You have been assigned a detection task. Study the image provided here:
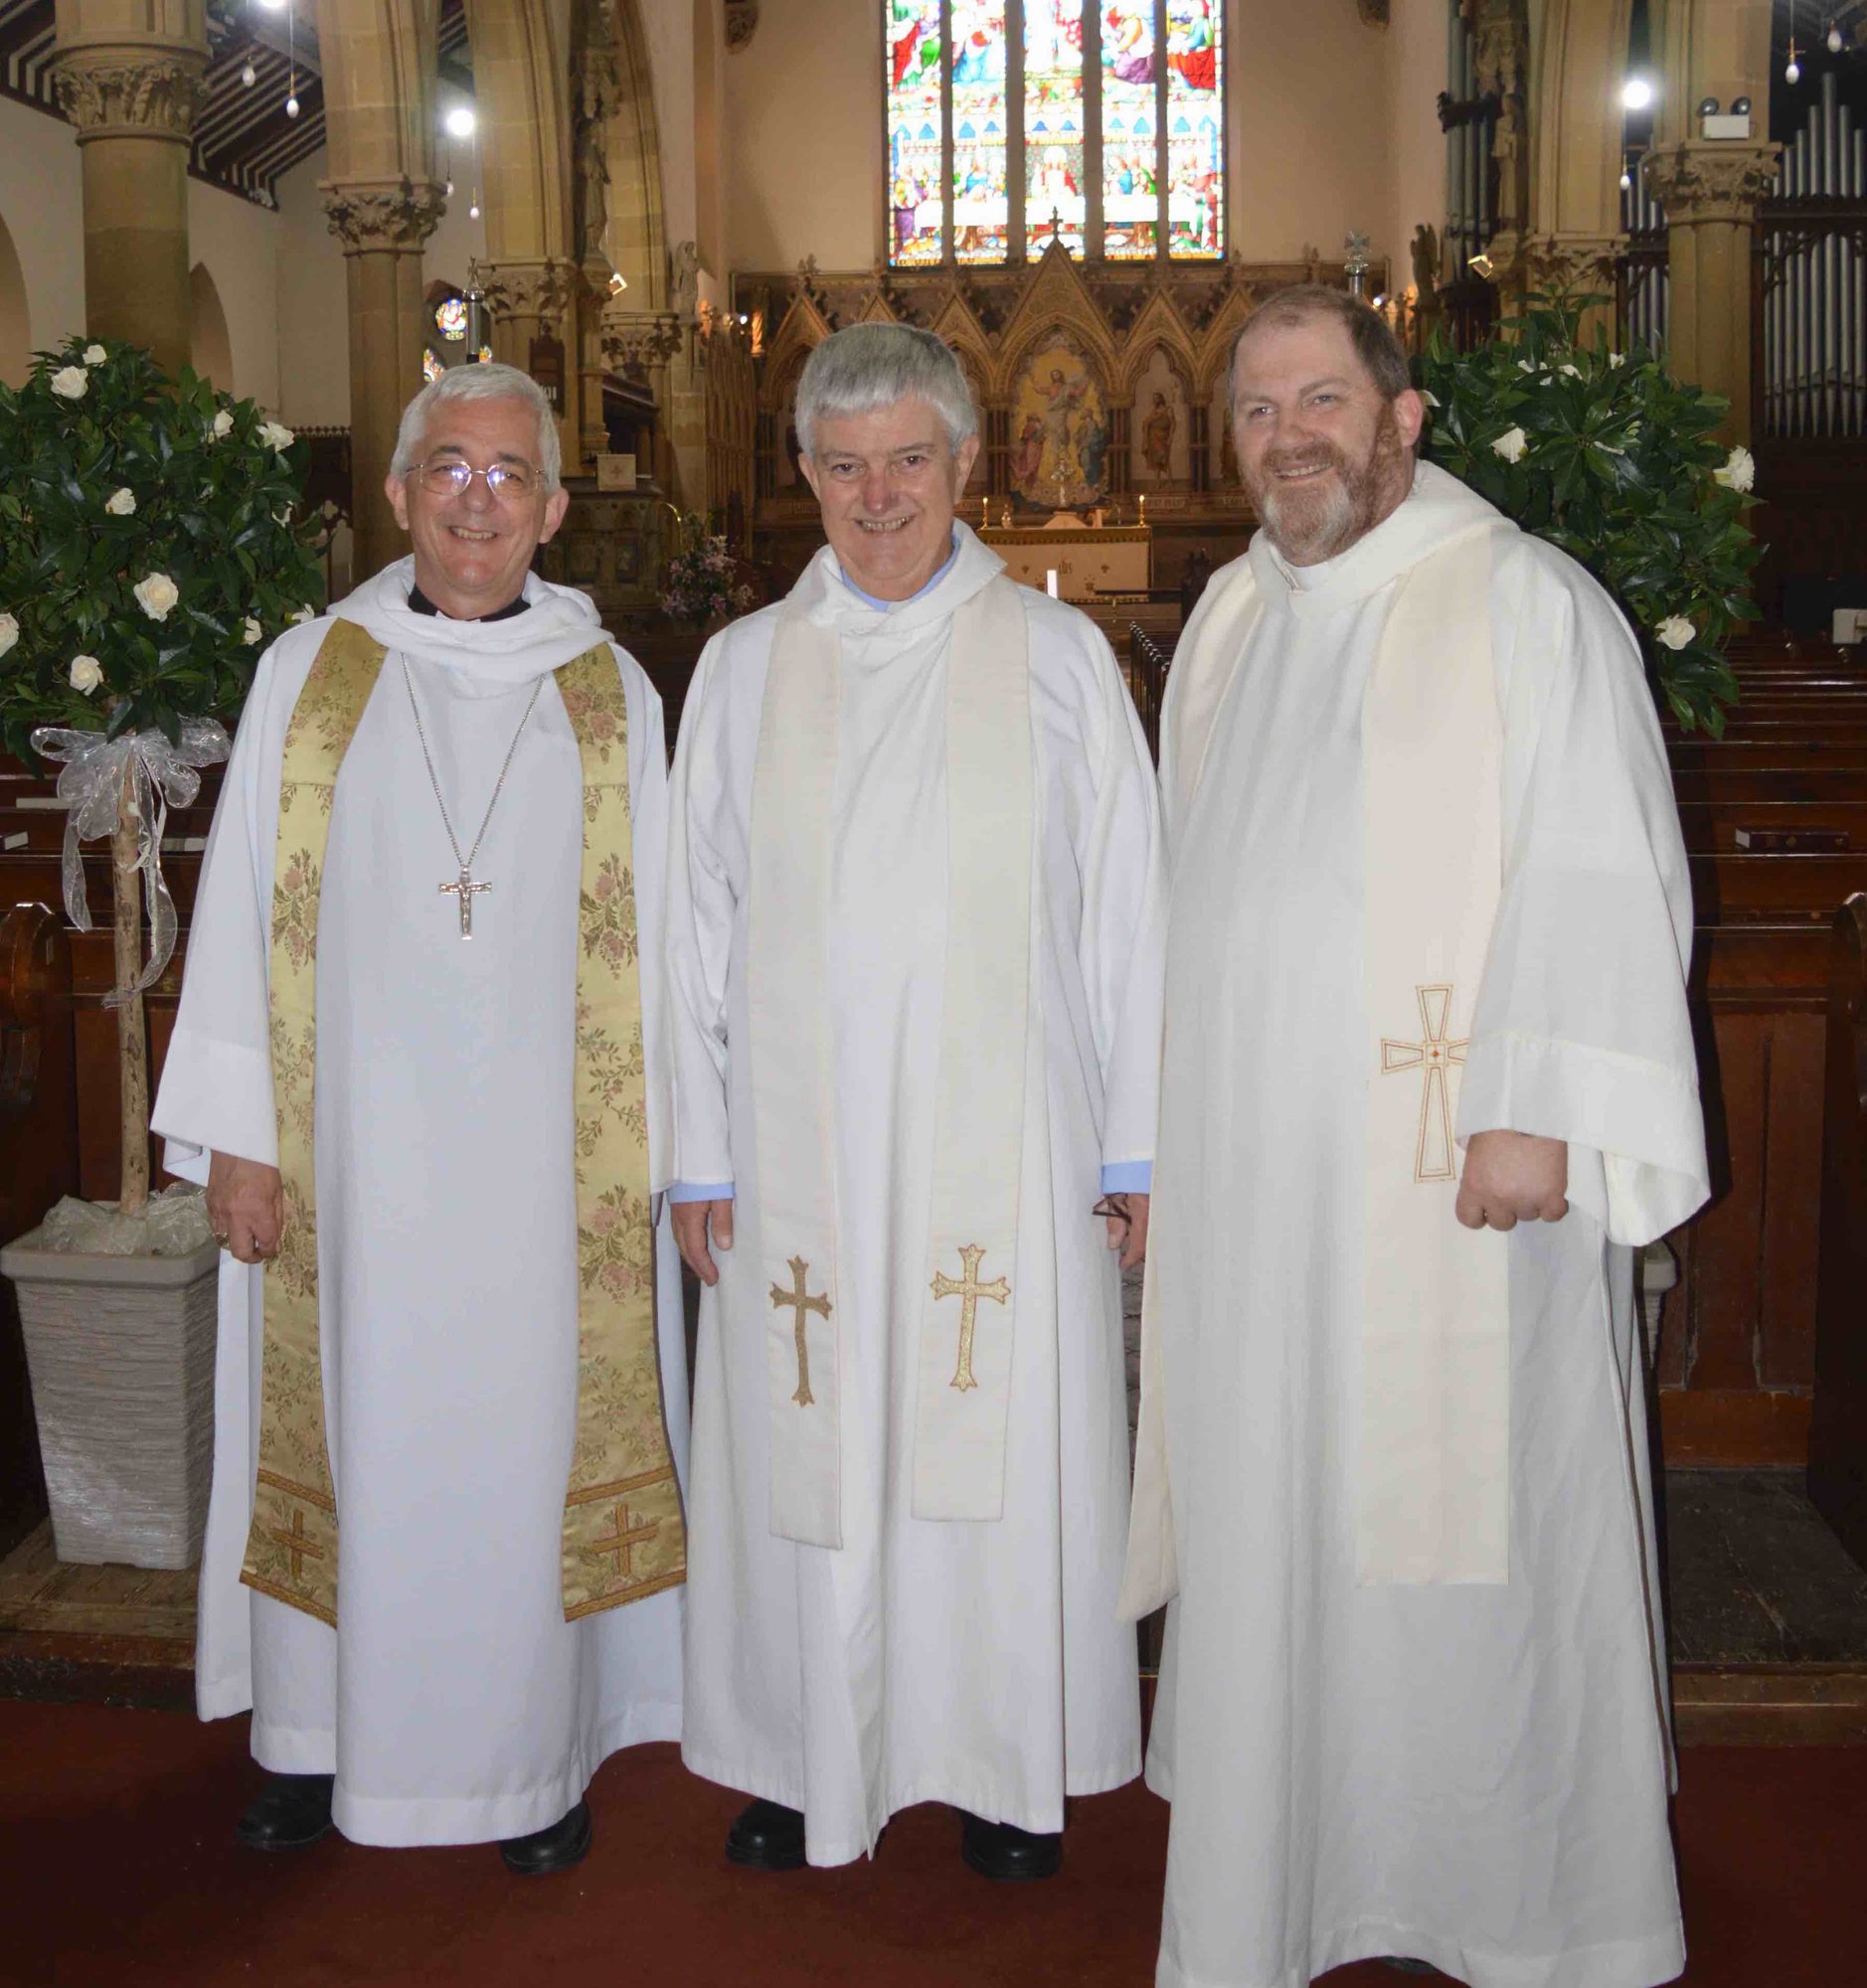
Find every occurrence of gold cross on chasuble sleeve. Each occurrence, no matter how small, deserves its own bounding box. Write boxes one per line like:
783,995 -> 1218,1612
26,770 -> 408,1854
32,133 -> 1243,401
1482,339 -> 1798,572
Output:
245,628 -> 684,1630
930,1243 -> 1011,1392
769,1256 -> 831,1406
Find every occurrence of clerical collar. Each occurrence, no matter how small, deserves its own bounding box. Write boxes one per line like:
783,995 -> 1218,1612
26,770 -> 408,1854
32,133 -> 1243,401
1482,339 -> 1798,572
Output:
407,581 -> 531,623
837,530 -> 959,612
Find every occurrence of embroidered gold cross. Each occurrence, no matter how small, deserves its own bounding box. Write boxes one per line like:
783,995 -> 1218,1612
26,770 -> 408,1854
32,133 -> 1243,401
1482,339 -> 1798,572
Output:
1380,983 -> 1469,1183
769,1255 -> 831,1407
585,1502 -> 659,1579
931,1243 -> 1010,1394
267,1508 -> 325,1583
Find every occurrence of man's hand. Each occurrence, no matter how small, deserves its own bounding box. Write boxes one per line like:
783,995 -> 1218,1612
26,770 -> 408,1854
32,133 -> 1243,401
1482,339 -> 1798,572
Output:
1454,1131 -> 1568,1233
673,1198 -> 736,1286
1103,1192 -> 1150,1272
206,1151 -> 284,1264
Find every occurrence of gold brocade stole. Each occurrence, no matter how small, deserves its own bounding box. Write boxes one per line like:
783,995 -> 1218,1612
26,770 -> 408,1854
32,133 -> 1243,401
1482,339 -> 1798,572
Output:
240,620 -> 686,1628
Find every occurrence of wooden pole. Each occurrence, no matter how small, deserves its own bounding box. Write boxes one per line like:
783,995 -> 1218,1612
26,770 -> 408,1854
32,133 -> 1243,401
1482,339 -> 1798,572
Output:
112,758 -> 150,1217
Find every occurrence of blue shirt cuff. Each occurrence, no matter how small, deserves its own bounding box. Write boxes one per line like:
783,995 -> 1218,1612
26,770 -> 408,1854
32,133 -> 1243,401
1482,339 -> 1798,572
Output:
670,1181 -> 735,1204
1100,1160 -> 1152,1195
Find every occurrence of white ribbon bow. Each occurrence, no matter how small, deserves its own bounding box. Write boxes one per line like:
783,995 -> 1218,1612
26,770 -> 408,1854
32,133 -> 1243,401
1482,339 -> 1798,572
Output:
29,719 -> 230,1008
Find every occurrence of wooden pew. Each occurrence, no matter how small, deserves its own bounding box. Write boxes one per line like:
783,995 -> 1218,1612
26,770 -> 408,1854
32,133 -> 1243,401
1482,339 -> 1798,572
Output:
1809,895 -> 1867,1572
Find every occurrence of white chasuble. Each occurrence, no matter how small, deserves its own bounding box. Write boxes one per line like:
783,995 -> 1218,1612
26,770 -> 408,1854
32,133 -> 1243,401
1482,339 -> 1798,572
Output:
750,578 -> 1031,1547
153,561 -> 687,1849
667,525 -> 1166,1866
1137,466 -> 1711,1988
1126,496 -> 1509,1600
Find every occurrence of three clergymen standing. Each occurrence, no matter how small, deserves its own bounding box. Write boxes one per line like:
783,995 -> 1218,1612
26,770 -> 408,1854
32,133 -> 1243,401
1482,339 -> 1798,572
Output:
158,304 -> 1705,1988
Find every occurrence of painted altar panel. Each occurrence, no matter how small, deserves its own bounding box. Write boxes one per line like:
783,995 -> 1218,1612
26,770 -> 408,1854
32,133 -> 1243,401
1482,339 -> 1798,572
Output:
1131,347 -> 1190,485
1010,334 -> 1109,508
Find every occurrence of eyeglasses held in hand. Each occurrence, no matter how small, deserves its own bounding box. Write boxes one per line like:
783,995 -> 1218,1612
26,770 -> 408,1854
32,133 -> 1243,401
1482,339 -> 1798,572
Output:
415,458 -> 538,499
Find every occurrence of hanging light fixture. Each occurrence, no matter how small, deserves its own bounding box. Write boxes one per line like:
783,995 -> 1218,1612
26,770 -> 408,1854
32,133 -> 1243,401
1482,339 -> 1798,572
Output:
283,0 -> 299,118
1620,76 -> 1654,110
1829,19 -> 1845,55
241,59 -> 256,87
1619,157 -> 1633,192
1786,1 -> 1802,83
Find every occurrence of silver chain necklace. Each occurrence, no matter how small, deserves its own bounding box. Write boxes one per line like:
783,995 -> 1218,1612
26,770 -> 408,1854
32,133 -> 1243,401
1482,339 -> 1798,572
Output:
402,658 -> 544,939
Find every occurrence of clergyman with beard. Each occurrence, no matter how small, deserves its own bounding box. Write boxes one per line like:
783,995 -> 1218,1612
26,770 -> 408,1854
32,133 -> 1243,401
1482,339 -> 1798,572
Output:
1122,287 -> 1710,1988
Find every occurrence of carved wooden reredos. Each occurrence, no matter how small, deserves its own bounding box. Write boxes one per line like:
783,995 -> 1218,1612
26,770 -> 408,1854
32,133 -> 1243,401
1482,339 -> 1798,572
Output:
735,241 -> 1385,532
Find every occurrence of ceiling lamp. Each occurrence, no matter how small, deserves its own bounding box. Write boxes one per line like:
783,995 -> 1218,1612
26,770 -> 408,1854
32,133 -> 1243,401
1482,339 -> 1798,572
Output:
1620,77 -> 1654,110
241,60 -> 256,87
1829,20 -> 1846,55
1786,40 -> 1802,83
444,105 -> 476,139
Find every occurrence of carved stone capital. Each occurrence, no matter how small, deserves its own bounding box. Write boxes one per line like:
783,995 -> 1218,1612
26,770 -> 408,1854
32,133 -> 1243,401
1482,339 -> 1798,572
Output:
477,257 -> 582,333
53,51 -> 206,141
1489,230 -> 1625,300
320,178 -> 448,253
600,307 -> 685,381
1642,142 -> 1783,224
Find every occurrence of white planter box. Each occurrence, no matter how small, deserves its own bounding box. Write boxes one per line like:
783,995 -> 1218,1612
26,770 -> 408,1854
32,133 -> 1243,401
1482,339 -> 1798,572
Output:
0,1227 -> 220,1570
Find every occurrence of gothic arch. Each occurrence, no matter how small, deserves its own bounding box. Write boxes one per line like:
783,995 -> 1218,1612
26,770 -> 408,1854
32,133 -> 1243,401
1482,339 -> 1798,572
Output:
189,261 -> 234,392
0,210 -> 28,389
464,0 -> 572,262
601,0 -> 668,307
1529,0 -> 1636,242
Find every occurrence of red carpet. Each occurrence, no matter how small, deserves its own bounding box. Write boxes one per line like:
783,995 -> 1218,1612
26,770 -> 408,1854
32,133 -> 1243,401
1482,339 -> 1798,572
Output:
0,1704 -> 1859,1987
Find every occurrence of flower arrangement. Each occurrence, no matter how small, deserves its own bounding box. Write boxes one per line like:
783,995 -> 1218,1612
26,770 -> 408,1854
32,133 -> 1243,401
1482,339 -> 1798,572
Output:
0,336 -> 326,1223
1416,295 -> 1761,737
659,513 -> 756,626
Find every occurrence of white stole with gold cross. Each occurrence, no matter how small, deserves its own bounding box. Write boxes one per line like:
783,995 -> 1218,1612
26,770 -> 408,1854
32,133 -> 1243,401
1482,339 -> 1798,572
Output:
748,576 -> 1032,1550
1121,511 -> 1511,1616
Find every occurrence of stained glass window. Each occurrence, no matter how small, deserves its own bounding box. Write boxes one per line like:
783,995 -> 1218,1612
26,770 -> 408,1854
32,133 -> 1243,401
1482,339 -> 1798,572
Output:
434,296 -> 469,341
1024,0 -> 1085,256
1165,0 -> 1222,256
951,2 -> 1009,262
886,2 -> 1220,266
887,0 -> 945,265
423,348 -> 444,385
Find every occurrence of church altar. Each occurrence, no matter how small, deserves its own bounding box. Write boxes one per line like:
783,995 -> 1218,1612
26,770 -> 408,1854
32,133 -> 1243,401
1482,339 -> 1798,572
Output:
977,523 -> 1151,601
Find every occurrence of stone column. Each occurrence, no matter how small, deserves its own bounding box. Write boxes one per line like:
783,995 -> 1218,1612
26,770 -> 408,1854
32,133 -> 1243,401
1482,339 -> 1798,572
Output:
51,4 -> 209,376
322,177 -> 446,581
478,255 -> 582,458
1641,142 -> 1781,444
599,304 -> 684,491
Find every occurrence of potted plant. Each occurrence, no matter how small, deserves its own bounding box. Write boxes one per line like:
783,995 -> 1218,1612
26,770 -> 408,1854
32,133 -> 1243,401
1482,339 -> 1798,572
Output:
0,335 -> 324,1569
1416,293 -> 1762,736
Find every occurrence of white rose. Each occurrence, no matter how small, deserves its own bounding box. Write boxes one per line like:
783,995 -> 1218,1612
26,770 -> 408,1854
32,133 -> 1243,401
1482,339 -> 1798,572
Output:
50,366 -> 87,400
83,343 -> 107,367
1420,390 -> 1441,409
132,572 -> 180,620
68,654 -> 103,695
1558,363 -> 1582,379
0,612 -> 17,658
288,605 -> 315,624
242,616 -> 262,646
1714,443 -> 1756,493
104,486 -> 136,516
260,420 -> 295,451
1655,615 -> 1696,651
1609,352 -> 1626,368
210,409 -> 234,439
1491,426 -> 1528,463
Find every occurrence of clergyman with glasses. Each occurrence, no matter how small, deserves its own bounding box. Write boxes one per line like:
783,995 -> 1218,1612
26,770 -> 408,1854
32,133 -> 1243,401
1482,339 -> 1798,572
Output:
152,363 -> 688,1875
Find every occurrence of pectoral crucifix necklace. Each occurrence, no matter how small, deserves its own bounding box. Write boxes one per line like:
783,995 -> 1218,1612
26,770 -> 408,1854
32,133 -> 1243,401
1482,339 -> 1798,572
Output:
402,659 -> 544,939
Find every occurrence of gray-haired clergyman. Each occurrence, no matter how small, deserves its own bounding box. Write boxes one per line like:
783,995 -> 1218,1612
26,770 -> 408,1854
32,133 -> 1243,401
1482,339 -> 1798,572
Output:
664,322 -> 1168,1879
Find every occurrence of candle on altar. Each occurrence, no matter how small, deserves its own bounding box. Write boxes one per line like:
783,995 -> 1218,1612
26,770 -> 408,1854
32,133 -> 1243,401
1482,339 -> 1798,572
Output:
1045,570 -> 1060,597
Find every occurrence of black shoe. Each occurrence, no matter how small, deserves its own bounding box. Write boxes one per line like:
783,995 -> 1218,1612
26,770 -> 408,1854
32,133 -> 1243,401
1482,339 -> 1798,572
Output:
235,1772 -> 334,1852
959,1812 -> 1062,1881
726,1797 -> 806,1871
1379,1964 -> 1441,1977
500,1799 -> 592,1875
